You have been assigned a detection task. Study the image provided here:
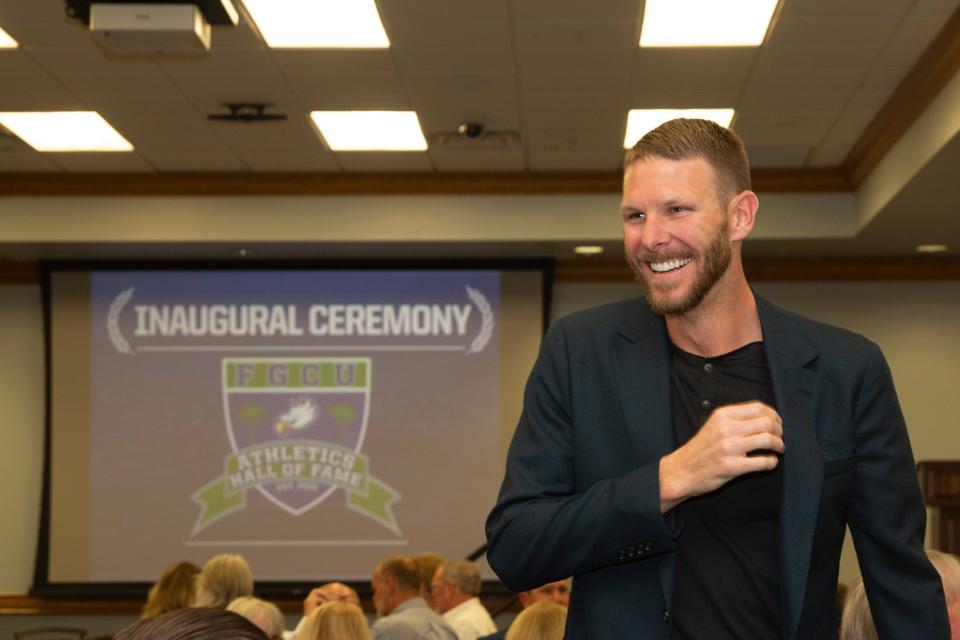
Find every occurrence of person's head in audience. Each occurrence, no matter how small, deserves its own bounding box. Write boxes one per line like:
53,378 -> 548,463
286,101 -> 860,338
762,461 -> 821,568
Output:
504,601 -> 566,640
303,582 -> 361,617
517,579 -> 571,609
430,559 -> 482,614
143,561 -> 201,618
302,601 -> 371,640
841,549 -> 960,640
372,554 -> 421,617
116,606 -> 267,640
415,552 -> 444,610
226,596 -> 285,640
193,553 -> 254,608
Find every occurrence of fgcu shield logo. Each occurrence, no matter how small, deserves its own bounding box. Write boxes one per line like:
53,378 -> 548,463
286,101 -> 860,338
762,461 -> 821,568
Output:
191,357 -> 401,535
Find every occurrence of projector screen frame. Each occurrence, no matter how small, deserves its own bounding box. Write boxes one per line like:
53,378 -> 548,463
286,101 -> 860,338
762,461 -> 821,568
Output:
32,257 -> 553,599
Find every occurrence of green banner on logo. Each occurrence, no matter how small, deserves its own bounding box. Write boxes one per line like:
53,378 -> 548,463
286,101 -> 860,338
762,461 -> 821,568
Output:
191,440 -> 400,535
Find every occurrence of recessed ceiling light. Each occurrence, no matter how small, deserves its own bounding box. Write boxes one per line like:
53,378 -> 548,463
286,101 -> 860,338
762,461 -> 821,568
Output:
916,244 -> 948,253
640,0 -> 778,47
623,109 -> 735,149
310,111 -> 427,151
574,246 -> 604,256
0,111 -> 133,152
0,26 -> 18,48
243,0 -> 389,48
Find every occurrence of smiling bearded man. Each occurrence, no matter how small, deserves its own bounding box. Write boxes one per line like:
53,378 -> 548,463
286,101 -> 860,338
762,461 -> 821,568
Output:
486,118 -> 949,640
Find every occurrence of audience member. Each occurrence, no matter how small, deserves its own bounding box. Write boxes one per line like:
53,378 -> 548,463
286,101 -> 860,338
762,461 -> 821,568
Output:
431,560 -> 495,640
479,579 -> 571,640
301,601 -> 371,640
115,606 -> 267,640
142,561 -> 200,618
503,602 -> 565,640
841,549 -> 960,640
193,553 -> 254,608
370,554 -> 457,640
290,582 -> 361,639
227,596 -> 285,640
416,552 -> 444,610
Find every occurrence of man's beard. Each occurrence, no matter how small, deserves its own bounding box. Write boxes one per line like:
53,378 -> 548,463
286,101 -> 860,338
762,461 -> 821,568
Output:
628,219 -> 732,316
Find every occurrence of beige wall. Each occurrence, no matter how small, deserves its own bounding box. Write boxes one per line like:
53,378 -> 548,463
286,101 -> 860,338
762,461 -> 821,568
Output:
2,279 -> 959,592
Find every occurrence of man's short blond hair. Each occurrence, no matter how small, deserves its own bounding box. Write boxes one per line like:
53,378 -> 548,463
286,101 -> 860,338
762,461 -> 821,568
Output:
624,118 -> 751,206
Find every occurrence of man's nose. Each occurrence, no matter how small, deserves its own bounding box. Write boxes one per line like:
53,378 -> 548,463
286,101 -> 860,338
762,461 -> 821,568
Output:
639,214 -> 670,251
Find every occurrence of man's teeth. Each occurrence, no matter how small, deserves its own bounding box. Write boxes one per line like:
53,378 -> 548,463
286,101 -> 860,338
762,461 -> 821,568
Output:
649,258 -> 692,273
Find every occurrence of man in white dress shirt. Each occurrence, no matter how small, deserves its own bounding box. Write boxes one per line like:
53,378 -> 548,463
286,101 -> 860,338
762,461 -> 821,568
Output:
431,560 -> 496,640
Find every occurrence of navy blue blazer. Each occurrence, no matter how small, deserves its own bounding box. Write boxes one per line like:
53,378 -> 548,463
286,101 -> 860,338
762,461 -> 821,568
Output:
486,296 -> 949,639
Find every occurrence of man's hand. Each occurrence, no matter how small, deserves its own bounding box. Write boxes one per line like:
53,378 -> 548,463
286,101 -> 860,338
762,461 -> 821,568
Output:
659,401 -> 783,513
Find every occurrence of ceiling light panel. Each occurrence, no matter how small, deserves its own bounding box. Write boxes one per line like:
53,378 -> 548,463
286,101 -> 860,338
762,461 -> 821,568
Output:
310,111 -> 427,151
623,109 -> 735,148
0,111 -> 134,152
243,0 -> 389,48
0,26 -> 18,48
640,0 -> 778,47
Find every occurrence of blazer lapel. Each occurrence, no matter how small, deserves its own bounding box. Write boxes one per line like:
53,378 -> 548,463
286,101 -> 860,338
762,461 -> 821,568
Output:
611,303 -> 677,607
612,304 -> 675,468
757,297 -> 823,640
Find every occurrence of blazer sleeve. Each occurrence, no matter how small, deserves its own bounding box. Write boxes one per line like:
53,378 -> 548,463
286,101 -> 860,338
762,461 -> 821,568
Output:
485,319 -> 678,592
846,343 -> 950,639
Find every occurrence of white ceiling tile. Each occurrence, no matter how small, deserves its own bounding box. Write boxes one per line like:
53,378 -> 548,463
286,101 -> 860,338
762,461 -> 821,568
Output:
522,72 -> 630,95
48,151 -> 156,173
211,117 -> 321,152
867,16 -> 949,86
511,0 -> 641,20
523,91 -> 629,113
756,43 -> 882,73
404,73 -> 520,132
392,45 -> 515,73
909,0 -> 960,16
209,20 -> 264,48
524,103 -> 627,130
527,128 -> 622,150
516,45 -> 633,73
514,19 -> 637,50
767,16 -> 901,47
236,148 -> 341,172
389,20 -> 512,50
808,125 -> 866,166
139,144 -> 248,171
777,0 -> 913,18
428,147 -> 525,171
0,145 -> 61,170
379,0 -> 509,22
528,147 -> 623,170
734,113 -> 835,147
159,48 -> 276,76
287,71 -> 409,110
744,145 -> 810,167
271,50 -> 396,73
333,152 -> 433,171
54,69 -> 178,104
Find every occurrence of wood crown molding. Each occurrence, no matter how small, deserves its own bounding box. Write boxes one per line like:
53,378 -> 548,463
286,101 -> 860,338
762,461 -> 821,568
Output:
842,4 -> 960,186
0,167 -> 849,196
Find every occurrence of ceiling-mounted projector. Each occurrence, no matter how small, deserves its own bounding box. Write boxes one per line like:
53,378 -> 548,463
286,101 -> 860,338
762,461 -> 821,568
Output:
91,4 -> 210,51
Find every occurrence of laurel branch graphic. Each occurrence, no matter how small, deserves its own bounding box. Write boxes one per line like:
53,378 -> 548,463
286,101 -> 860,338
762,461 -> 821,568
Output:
465,286 -> 494,355
107,287 -> 135,355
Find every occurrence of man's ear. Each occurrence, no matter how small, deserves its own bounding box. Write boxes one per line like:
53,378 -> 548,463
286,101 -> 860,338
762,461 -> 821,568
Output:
727,190 -> 758,242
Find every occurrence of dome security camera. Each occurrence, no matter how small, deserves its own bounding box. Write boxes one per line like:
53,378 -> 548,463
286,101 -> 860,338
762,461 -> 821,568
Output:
457,122 -> 485,138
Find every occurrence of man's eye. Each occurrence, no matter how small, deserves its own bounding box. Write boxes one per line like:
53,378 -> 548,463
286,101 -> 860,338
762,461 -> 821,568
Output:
668,206 -> 685,214
626,212 -> 645,221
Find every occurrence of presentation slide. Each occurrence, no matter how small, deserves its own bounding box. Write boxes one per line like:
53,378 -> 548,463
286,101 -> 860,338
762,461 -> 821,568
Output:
43,266 -> 544,588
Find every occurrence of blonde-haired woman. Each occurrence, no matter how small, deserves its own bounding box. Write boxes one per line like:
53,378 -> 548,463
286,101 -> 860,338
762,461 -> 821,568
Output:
193,554 -> 254,608
301,601 -> 370,640
505,601 -> 566,640
143,561 -> 200,618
